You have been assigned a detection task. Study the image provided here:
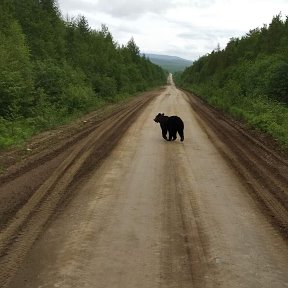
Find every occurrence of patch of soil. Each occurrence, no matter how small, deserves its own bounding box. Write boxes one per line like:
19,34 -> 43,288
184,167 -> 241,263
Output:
0,91 -> 162,178
184,90 -> 288,237
0,88 -> 163,288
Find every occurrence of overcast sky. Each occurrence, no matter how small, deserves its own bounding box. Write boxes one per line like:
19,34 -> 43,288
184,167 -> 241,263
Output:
57,0 -> 288,61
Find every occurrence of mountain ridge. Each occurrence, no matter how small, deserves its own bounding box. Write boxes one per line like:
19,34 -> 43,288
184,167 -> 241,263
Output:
143,53 -> 193,72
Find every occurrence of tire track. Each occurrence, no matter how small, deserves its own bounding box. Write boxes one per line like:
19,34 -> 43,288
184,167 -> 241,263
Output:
184,90 -> 288,236
0,93 -> 156,288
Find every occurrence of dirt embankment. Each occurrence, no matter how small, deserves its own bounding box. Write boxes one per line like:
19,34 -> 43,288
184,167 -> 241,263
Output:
0,89 -> 162,287
184,90 -> 288,237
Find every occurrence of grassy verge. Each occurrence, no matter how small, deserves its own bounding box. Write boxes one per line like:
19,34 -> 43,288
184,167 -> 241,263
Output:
0,90 -> 154,150
180,83 -> 288,150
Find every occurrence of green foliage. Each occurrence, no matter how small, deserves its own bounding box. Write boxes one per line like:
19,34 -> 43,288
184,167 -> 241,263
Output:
13,0 -> 66,60
0,116 -> 39,149
127,37 -> 140,61
0,7 -> 34,119
266,61 -> 288,103
0,0 -> 166,149
176,14 -> 288,148
97,76 -> 118,99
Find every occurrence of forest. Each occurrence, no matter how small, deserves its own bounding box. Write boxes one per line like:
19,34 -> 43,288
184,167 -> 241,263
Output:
0,0 -> 166,148
175,14 -> 288,148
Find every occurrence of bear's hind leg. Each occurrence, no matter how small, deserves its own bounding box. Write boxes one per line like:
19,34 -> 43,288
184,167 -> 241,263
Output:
168,129 -> 177,141
172,132 -> 177,141
168,130 -> 174,141
178,129 -> 184,142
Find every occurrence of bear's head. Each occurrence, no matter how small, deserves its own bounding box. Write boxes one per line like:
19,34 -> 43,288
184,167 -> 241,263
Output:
154,113 -> 165,123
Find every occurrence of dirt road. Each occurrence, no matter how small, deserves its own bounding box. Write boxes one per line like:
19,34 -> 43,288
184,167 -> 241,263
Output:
1,83 -> 288,287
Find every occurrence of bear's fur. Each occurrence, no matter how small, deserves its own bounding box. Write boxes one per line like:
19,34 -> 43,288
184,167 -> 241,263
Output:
154,113 -> 184,141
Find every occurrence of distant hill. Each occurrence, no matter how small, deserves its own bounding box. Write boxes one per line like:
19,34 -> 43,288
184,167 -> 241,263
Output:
143,53 -> 193,72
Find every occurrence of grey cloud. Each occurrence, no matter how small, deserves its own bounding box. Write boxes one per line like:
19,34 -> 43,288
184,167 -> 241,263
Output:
112,24 -> 141,35
176,25 -> 247,51
58,0 -> 218,22
58,0 -> 175,20
171,25 -> 247,59
171,0 -> 215,8
178,31 -> 219,42
90,0 -> 216,19
96,0 -> 174,19
178,28 -> 246,40
58,0 -> 98,14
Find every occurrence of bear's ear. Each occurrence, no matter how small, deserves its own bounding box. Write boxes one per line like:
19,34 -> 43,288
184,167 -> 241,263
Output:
162,113 -> 164,115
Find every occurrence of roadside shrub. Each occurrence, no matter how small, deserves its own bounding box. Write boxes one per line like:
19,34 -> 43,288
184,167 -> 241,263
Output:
266,61 -> 288,103
248,113 -> 275,132
98,76 -> 118,99
33,60 -> 66,104
63,84 -> 95,113
0,117 -> 35,148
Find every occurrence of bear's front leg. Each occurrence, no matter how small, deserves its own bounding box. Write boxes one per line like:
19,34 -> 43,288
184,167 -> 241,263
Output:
160,124 -> 168,141
162,128 -> 168,140
162,131 -> 168,140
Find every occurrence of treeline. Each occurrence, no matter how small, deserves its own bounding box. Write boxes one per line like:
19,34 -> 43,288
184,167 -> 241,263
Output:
0,0 -> 166,148
176,14 -> 288,148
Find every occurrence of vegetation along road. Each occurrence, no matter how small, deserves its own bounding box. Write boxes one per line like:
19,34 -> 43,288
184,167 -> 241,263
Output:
0,79 -> 288,288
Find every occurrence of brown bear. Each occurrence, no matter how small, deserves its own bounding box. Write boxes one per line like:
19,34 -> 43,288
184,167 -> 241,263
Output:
154,113 -> 184,141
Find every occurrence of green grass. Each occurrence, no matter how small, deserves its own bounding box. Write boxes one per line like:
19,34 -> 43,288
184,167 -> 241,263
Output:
0,85 -> 165,150
181,83 -> 288,150
0,92 -> 135,150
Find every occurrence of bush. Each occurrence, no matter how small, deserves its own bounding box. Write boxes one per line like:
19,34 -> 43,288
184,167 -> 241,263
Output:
266,61 -> 288,103
99,76 -> 118,99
